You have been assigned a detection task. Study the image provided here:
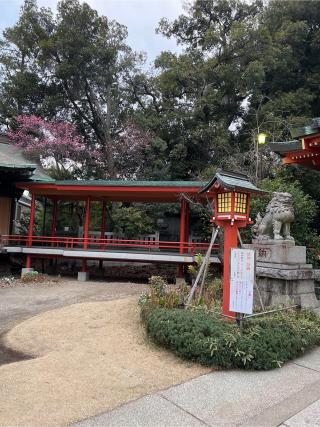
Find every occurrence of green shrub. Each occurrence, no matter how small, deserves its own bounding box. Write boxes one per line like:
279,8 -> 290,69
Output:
145,308 -> 320,370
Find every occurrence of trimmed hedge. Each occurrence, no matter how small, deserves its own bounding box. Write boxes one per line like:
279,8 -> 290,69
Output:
146,308 -> 320,370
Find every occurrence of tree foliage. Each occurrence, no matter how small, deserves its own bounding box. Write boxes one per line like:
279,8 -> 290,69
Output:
2,0 -> 320,181
0,0 -> 144,178
112,205 -> 155,239
1,0 -> 320,244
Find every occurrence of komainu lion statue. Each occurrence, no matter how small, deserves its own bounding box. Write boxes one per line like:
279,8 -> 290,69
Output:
252,192 -> 295,242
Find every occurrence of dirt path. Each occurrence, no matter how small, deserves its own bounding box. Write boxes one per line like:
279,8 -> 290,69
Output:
0,296 -> 209,426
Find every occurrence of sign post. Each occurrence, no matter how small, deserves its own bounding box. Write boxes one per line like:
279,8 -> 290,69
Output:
229,248 -> 255,315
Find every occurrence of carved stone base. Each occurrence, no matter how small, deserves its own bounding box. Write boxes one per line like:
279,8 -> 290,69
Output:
245,243 -> 320,312
245,242 -> 306,264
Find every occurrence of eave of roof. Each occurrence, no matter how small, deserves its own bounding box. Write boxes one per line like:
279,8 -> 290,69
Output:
15,179 -> 207,202
199,170 -> 265,195
18,179 -> 205,187
291,127 -> 320,139
268,140 -> 302,153
0,162 -> 36,170
61,179 -> 203,187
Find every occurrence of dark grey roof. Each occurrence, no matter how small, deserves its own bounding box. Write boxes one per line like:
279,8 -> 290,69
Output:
290,118 -> 320,139
199,170 -> 265,194
268,140 -> 302,153
0,136 -> 53,182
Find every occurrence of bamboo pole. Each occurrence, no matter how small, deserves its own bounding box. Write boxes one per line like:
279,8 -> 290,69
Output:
186,226 -> 220,306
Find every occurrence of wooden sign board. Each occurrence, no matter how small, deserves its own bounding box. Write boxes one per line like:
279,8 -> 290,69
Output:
229,248 -> 255,315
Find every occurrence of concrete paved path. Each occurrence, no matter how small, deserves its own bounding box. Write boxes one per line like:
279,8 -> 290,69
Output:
75,348 -> 320,427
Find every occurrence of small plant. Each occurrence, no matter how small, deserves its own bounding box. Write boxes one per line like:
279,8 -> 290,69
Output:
21,271 -> 47,283
196,279 -> 222,308
148,275 -> 167,297
187,254 -> 204,278
139,275 -> 184,321
187,254 -> 222,307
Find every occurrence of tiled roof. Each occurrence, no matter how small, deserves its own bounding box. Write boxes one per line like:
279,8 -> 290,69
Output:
268,140 -> 302,153
0,136 -> 53,182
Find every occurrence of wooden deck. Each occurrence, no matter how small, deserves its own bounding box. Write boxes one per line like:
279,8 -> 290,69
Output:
1,235 -> 220,265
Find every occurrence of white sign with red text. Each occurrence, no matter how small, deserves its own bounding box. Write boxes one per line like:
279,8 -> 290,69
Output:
229,248 -> 255,314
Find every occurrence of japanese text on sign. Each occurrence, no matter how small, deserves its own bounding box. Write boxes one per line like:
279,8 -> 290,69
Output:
229,248 -> 255,314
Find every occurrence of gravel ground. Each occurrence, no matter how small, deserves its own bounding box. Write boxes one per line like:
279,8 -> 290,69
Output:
0,296 -> 209,426
0,278 -> 147,364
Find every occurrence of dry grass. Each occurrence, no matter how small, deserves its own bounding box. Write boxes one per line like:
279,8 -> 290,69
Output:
0,296 -> 210,426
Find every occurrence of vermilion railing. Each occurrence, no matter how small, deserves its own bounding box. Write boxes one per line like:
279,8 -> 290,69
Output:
1,234 -> 219,255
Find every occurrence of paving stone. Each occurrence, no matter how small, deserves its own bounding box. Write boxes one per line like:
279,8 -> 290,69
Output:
74,395 -> 206,427
160,364 -> 320,426
294,348 -> 320,372
283,399 -> 320,426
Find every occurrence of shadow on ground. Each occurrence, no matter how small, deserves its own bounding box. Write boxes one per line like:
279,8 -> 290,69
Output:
0,332 -> 33,365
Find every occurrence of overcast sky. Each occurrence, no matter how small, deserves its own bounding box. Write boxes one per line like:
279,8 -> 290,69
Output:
0,0 -> 185,65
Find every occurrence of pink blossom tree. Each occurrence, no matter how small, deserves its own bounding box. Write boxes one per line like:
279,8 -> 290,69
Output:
8,115 -> 154,179
7,115 -> 100,179
113,121 -> 154,179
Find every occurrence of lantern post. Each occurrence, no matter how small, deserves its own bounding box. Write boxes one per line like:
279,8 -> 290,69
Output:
199,171 -> 264,319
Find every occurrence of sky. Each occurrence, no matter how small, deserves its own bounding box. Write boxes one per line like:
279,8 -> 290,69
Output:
0,0 -> 185,65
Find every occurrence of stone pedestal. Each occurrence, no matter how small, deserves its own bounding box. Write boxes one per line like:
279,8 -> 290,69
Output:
78,271 -> 89,282
244,242 -> 320,312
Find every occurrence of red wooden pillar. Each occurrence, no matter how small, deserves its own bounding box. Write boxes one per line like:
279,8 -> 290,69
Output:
99,201 -> 107,269
51,199 -> 58,246
184,201 -> 190,251
82,196 -> 91,272
179,199 -> 187,254
26,193 -> 36,268
100,201 -> 107,244
222,224 -> 237,318
178,199 -> 188,278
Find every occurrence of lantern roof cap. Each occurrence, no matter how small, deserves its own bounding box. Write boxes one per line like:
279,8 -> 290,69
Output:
199,170 -> 265,195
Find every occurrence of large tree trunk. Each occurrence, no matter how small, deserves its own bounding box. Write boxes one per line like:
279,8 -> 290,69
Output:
85,80 -> 115,177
